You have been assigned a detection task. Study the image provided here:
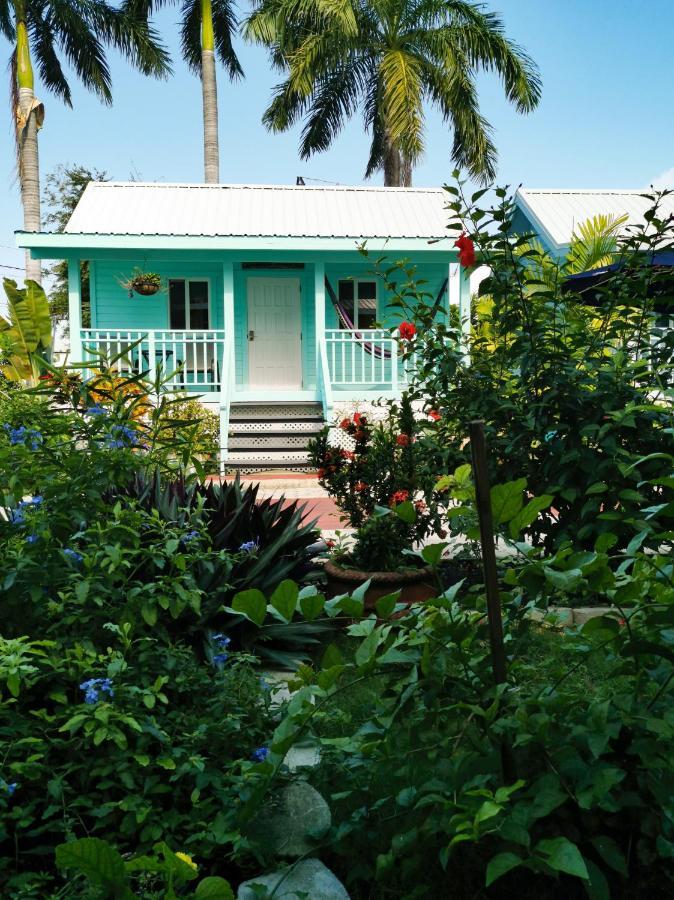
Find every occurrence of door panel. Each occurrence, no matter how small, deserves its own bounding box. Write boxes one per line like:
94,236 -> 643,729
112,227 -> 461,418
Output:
247,277 -> 302,389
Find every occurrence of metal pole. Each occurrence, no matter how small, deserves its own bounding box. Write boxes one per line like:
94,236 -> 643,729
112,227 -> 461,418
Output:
469,419 -> 516,781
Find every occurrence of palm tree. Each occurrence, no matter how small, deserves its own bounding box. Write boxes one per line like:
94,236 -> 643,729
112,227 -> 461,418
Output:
178,0 -> 242,182
245,0 -> 541,186
133,0 -> 242,182
1,0 -> 170,283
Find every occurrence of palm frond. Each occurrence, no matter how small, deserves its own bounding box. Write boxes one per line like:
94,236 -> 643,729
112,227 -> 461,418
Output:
379,47 -> 424,160
297,57 -> 363,156
566,214 -> 628,275
0,0 -> 13,39
28,10 -> 73,105
212,0 -> 243,78
180,0 -> 202,72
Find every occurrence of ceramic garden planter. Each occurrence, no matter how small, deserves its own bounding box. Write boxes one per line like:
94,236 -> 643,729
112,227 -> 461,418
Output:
324,559 -> 437,609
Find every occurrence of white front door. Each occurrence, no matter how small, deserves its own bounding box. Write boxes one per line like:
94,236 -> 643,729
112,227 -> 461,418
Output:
247,277 -> 302,389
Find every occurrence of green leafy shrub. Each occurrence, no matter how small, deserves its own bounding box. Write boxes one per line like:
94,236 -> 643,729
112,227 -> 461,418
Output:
309,393 -> 445,570
388,178 -> 674,555
162,399 -> 220,475
267,534 -> 674,897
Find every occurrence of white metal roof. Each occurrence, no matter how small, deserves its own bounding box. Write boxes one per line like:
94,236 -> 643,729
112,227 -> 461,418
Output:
63,181 -> 450,240
515,188 -> 674,251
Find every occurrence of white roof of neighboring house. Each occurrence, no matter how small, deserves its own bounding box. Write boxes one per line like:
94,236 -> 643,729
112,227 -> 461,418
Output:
515,188 -> 674,252
63,181 -> 451,240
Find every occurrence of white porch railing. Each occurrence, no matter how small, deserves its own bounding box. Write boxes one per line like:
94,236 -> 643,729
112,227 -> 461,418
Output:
80,329 -> 227,393
324,329 -> 418,389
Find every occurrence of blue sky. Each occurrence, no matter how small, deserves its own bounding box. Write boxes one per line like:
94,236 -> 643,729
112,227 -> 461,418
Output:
2,0 -> 674,279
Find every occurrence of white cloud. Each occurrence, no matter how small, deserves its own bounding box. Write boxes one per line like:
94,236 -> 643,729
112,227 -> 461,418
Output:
649,167 -> 674,189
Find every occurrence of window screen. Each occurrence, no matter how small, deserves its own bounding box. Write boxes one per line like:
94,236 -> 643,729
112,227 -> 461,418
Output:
168,279 -> 209,329
169,280 -> 186,329
337,279 -> 377,328
188,281 -> 209,329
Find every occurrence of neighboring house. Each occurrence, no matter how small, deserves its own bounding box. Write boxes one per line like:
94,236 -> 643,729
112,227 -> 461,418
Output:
16,182 -> 468,471
513,188 -> 674,261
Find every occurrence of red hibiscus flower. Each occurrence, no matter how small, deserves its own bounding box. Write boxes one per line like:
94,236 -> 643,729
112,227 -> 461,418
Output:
454,233 -> 476,268
398,321 -> 417,341
325,538 -> 336,550
355,481 -> 368,492
414,500 -> 427,512
396,434 -> 410,447
354,429 -> 366,441
353,412 -> 367,426
428,409 -> 441,422
317,468 -> 327,478
341,449 -> 355,460
339,418 -> 351,431
390,489 -> 410,505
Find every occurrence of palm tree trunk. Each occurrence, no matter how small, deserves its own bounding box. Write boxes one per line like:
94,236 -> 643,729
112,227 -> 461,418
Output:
201,0 -> 220,183
15,2 -> 42,283
383,136 -> 401,187
382,136 -> 413,187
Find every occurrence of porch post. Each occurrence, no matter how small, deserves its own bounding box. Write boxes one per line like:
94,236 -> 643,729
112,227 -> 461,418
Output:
458,264 -> 471,362
314,261 -> 333,419
314,261 -> 325,354
447,262 -> 460,324
67,258 -> 83,364
220,262 -> 235,471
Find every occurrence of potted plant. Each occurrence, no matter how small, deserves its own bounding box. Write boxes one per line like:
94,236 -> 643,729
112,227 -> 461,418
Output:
309,393 -> 445,608
119,269 -> 163,297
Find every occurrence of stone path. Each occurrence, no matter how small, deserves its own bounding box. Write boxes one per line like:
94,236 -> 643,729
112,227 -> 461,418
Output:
234,472 -> 345,533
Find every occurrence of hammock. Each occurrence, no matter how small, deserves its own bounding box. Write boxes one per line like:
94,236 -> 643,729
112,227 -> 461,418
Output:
324,276 -> 448,359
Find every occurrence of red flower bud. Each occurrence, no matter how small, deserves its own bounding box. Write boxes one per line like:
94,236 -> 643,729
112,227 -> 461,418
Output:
396,434 -> 410,447
428,409 -> 441,422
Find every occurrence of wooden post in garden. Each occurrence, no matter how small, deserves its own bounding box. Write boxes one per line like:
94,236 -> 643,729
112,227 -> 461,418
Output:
469,419 -> 516,781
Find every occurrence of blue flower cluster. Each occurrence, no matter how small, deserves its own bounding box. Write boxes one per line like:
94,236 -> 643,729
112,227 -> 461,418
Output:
239,540 -> 259,553
212,632 -> 231,666
251,746 -> 270,763
2,780 -> 18,797
25,534 -> 39,544
3,424 -> 43,450
64,548 -> 83,565
80,678 -> 114,704
10,495 -> 43,526
182,530 -> 199,543
105,424 -> 140,449
84,404 -> 106,416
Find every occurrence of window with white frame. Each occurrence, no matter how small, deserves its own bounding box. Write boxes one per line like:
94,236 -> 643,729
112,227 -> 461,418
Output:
338,279 -> 378,329
168,279 -> 210,329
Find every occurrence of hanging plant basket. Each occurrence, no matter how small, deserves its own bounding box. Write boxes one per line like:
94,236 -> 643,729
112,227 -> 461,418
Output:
133,279 -> 161,296
118,270 -> 163,298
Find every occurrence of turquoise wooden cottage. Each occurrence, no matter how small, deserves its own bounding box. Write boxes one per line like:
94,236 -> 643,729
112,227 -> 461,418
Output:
17,182 -> 468,470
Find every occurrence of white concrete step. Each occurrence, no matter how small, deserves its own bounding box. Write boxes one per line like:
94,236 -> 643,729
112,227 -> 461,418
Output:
226,450 -> 314,472
228,433 -> 318,450
229,402 -> 323,422
229,419 -> 324,435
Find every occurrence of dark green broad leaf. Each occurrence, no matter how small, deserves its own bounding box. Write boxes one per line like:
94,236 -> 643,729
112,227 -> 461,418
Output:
393,500 -> 416,524
491,478 -> 527,526
194,876 -> 235,899
486,851 -> 522,886
421,542 -> 448,566
270,580 -> 299,623
230,589 -> 266,626
322,643 -> 343,670
55,839 -> 131,895
590,835 -> 628,877
375,591 -> 401,618
509,494 -> 553,538
300,593 -> 325,621
535,837 -> 589,880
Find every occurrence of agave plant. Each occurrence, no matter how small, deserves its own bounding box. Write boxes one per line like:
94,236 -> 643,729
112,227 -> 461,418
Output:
111,471 -> 330,667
